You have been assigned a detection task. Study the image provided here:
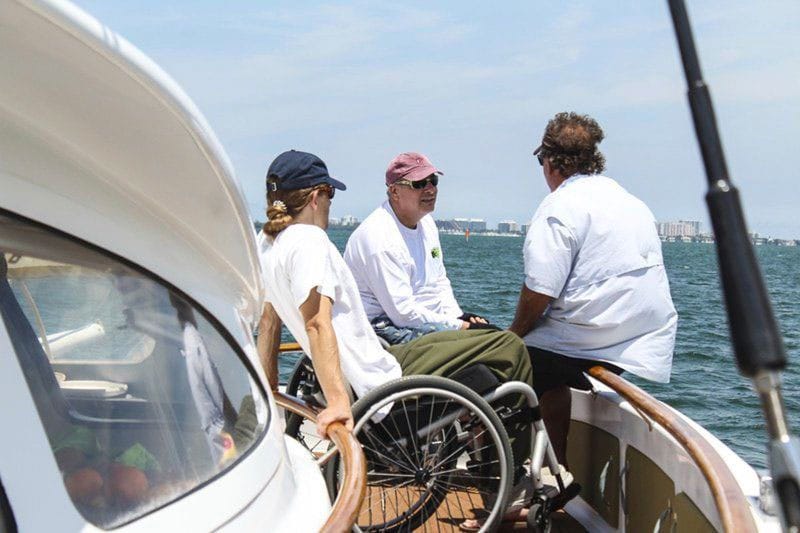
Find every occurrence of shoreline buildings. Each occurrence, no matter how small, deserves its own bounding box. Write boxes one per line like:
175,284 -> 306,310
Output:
260,216 -> 797,247
329,214 -> 360,228
655,220 -> 797,246
436,218 -> 516,236
657,220 -> 700,238
497,220 -> 520,234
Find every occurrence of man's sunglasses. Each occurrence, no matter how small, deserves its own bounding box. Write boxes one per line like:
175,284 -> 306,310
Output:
534,145 -> 545,166
395,175 -> 439,190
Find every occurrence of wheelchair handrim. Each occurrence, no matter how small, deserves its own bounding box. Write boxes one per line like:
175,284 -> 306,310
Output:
354,387 -> 509,532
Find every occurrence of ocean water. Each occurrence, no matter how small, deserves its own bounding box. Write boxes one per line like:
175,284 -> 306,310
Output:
316,228 -> 799,470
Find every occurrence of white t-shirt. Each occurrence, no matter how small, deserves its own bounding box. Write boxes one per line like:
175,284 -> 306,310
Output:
343,201 -> 463,329
257,225 -> 401,399
523,174 -> 677,383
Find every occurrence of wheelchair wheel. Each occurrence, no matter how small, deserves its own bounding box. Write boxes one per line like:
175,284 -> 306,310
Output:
326,375 -> 514,532
284,355 -> 330,456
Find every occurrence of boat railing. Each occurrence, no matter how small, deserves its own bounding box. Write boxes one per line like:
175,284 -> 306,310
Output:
280,341 -> 302,352
588,365 -> 759,533
275,343 -> 367,533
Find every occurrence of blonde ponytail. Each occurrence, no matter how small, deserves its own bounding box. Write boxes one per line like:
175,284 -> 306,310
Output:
264,200 -> 293,236
263,178 -> 327,237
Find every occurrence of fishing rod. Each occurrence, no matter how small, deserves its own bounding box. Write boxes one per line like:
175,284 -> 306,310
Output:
667,1 -> 800,529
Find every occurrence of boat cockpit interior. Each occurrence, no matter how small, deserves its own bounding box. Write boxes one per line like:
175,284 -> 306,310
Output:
0,211 -> 268,529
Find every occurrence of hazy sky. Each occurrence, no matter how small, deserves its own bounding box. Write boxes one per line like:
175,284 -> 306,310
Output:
74,1 -> 800,237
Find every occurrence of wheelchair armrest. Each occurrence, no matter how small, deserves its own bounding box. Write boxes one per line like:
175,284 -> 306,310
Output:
447,364 -> 500,395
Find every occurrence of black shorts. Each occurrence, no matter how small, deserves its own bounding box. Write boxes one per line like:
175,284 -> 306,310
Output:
528,346 -> 623,397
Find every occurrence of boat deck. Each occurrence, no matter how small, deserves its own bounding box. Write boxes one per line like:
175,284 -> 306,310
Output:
357,483 -> 586,531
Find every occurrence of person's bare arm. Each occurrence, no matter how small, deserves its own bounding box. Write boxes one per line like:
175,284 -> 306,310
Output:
508,283 -> 553,338
299,288 -> 353,438
257,302 -> 283,390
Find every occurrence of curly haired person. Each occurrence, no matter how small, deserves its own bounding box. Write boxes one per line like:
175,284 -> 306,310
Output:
510,112 -> 678,466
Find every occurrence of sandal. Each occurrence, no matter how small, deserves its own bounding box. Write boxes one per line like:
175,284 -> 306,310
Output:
458,508 -> 529,531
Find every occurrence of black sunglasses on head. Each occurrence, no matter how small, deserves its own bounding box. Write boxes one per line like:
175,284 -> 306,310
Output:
396,175 -> 439,190
316,184 -> 335,199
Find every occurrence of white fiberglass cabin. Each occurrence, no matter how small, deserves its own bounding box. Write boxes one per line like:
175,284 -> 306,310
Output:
0,0 -> 362,531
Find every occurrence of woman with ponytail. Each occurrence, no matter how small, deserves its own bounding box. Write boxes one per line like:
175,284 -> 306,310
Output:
256,150 -> 379,437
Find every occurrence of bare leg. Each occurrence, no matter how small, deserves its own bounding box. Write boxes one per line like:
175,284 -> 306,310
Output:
540,385 -> 571,467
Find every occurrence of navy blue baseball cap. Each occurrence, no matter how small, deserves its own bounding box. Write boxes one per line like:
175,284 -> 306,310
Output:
266,150 -> 347,192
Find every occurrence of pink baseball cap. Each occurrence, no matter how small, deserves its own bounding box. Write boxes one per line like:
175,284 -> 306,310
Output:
385,152 -> 443,186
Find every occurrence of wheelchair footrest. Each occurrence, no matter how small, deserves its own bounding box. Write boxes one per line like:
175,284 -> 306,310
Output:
535,481 -> 581,513
496,405 -> 542,425
528,483 -> 581,532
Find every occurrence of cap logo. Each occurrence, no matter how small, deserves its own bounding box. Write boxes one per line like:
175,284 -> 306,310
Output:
269,182 -> 278,192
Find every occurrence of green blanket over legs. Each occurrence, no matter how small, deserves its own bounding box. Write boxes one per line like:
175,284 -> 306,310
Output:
387,329 -> 533,475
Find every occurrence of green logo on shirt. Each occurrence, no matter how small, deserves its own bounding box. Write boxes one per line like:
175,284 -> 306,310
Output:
431,247 -> 441,259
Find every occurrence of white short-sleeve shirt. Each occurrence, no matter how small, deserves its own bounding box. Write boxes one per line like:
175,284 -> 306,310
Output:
343,201 -> 463,329
523,174 -> 678,383
258,225 -> 401,398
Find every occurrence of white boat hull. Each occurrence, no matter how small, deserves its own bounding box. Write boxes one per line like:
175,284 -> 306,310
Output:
565,380 -> 780,531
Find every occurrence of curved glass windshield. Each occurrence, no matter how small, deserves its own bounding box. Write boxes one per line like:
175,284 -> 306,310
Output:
0,213 -> 268,528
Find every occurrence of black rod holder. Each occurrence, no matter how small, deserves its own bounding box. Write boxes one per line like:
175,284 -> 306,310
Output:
668,0 -> 785,376
667,0 -> 799,529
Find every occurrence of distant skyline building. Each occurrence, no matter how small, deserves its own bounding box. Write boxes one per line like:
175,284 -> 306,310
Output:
452,218 -> 487,232
435,219 -> 460,231
328,214 -> 360,228
657,220 -> 700,238
340,214 -> 360,227
497,220 -> 520,233
435,218 -> 488,232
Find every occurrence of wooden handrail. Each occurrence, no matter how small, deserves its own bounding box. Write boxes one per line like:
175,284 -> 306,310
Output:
274,389 -> 317,420
280,342 -> 302,352
323,423 -> 366,533
588,366 -> 758,533
273,390 -> 366,533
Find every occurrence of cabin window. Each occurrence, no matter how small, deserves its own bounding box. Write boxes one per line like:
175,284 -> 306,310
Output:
0,213 -> 269,529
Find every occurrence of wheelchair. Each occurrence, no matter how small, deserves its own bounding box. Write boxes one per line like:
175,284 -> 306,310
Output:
282,350 -> 579,532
